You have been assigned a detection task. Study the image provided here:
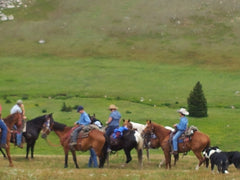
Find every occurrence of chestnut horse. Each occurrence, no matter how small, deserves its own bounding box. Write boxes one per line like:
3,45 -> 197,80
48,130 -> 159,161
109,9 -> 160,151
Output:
142,120 -> 210,170
41,120 -> 107,168
123,119 -> 177,166
1,112 -> 23,167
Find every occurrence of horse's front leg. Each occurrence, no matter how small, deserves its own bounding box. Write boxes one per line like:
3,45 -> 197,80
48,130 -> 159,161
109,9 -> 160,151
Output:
6,143 -> 13,167
64,149 -> 69,168
31,141 -> 36,159
25,143 -> 30,159
71,150 -> 79,168
163,150 -> 171,169
124,148 -> 132,164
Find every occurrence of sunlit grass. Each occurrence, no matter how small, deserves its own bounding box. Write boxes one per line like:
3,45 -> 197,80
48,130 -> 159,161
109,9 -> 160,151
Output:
0,154 -> 239,180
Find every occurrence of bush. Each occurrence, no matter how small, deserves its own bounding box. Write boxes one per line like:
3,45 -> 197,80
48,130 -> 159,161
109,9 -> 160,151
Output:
187,81 -> 208,117
61,102 -> 72,112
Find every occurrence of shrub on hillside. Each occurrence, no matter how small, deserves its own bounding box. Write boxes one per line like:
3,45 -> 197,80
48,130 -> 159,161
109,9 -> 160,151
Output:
187,81 -> 208,117
61,102 -> 72,112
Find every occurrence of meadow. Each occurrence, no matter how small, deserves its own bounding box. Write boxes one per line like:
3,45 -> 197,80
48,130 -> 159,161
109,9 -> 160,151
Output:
0,0 -> 240,179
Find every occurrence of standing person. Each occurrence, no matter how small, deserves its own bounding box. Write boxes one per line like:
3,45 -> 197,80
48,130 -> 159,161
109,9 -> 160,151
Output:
105,104 -> 121,137
10,100 -> 26,148
88,117 -> 102,168
70,106 -> 91,146
172,108 -> 189,155
0,104 -> 8,149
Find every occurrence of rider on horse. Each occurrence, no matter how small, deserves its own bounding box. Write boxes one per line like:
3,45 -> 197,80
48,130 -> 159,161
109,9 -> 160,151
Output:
70,106 -> 91,146
10,99 -> 26,148
105,104 -> 121,152
0,104 -> 8,149
172,108 -> 189,155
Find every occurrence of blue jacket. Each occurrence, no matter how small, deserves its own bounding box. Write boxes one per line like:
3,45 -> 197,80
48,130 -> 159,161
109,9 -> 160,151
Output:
176,116 -> 188,131
75,112 -> 91,125
108,110 -> 121,127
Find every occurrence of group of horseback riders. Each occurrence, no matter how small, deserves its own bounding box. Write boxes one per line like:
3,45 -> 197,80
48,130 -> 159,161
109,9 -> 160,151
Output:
0,99 -> 189,160
69,103 -> 189,157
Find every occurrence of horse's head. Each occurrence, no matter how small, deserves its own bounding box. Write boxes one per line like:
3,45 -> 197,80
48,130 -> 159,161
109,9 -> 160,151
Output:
142,120 -> 154,135
122,119 -> 133,129
4,112 -> 24,130
41,113 -> 54,139
141,120 -> 154,148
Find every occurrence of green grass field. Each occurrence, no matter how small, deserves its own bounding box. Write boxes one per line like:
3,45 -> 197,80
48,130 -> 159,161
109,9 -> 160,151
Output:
0,0 -> 240,179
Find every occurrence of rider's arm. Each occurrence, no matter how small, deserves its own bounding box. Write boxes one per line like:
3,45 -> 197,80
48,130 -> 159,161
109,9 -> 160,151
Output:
106,116 -> 112,125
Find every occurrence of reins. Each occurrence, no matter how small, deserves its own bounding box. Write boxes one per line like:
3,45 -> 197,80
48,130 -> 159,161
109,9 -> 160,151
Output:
45,138 -> 61,147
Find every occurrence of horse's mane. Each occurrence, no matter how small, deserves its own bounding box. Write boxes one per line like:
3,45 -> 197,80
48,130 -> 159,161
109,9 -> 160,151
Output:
27,115 -> 46,126
152,122 -> 171,134
53,121 -> 67,131
2,112 -> 19,121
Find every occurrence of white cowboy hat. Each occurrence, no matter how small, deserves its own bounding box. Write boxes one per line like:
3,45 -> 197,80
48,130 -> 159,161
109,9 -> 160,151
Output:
177,108 -> 189,116
17,99 -> 23,104
108,104 -> 118,110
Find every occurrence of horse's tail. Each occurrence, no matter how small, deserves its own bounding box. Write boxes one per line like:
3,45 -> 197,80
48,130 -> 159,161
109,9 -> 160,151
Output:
134,131 -> 143,168
202,134 -> 211,167
99,134 -> 108,168
202,135 -> 211,153
134,131 -> 144,150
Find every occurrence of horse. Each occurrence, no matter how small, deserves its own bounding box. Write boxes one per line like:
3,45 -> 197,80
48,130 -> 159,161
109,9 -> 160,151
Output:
107,125 -> 144,168
1,112 -> 23,167
123,119 -> 177,166
22,113 -> 54,159
122,119 -> 149,160
142,120 -> 210,170
41,119 -> 108,168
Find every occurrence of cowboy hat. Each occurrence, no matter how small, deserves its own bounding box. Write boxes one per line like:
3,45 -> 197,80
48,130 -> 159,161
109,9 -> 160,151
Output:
108,104 -> 118,110
177,108 -> 189,116
17,99 -> 23,104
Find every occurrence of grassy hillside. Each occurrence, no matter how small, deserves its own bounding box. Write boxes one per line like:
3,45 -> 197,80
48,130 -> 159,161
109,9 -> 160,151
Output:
1,0 -> 240,70
0,0 -> 239,162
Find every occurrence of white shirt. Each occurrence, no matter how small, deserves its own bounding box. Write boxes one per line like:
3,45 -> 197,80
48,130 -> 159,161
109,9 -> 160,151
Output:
94,121 -> 102,128
10,104 -> 22,114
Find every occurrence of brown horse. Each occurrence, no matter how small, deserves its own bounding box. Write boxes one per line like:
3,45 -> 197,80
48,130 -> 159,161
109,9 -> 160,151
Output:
1,112 -> 23,167
41,120 -> 107,168
142,120 -> 210,169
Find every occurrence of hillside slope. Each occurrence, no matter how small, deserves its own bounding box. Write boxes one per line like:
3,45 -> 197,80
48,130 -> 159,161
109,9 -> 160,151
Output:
1,0 -> 240,69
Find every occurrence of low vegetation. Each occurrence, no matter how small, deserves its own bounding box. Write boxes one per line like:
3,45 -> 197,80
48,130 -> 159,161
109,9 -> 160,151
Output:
0,0 -> 240,179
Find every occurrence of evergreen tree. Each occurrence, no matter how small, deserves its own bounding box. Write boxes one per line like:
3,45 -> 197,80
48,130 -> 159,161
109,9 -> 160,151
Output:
187,81 -> 208,117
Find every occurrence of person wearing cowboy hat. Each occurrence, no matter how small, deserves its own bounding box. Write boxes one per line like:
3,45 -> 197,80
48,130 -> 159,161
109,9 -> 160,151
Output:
10,99 -> 26,148
172,108 -> 189,155
105,104 -> 121,137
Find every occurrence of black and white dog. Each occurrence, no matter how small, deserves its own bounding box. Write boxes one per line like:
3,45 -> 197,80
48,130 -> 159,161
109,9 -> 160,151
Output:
203,146 -> 229,174
224,151 -> 240,169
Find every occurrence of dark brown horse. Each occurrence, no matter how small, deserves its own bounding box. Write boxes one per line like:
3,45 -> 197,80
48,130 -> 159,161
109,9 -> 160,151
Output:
142,120 -> 210,170
41,120 -> 107,168
1,112 -> 23,167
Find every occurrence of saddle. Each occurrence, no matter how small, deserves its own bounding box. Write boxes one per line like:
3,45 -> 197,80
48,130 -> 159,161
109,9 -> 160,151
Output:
77,124 -> 100,139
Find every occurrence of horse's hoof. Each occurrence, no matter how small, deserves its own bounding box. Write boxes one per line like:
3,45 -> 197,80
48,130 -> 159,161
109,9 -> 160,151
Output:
9,164 -> 14,167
